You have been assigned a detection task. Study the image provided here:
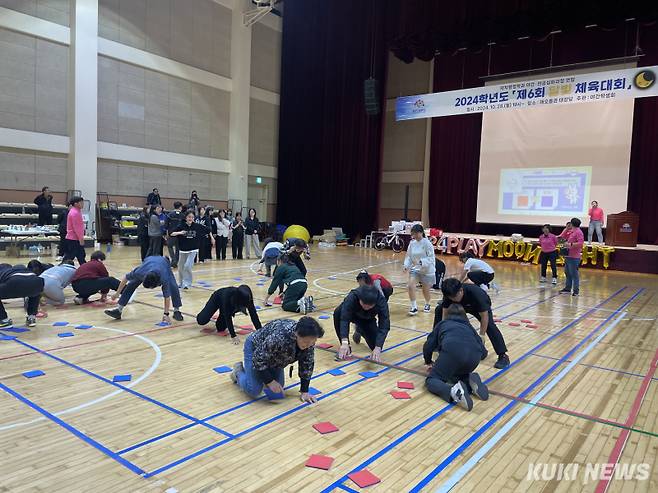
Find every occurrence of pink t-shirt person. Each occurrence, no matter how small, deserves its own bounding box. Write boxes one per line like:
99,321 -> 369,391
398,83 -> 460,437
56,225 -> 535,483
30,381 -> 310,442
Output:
538,233 -> 558,253
588,207 -> 604,222
66,206 -> 85,241
558,227 -> 584,259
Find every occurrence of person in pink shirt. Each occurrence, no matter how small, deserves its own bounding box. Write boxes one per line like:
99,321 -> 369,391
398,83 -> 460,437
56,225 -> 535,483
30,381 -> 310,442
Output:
64,196 -> 86,265
557,218 -> 584,296
538,224 -> 558,285
587,200 -> 604,243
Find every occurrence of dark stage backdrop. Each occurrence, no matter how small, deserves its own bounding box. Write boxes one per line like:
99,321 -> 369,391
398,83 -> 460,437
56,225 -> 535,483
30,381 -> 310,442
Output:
276,0 -> 387,238
425,23 -> 658,244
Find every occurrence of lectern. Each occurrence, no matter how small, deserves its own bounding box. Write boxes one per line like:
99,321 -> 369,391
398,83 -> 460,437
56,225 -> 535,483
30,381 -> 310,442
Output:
605,211 -> 639,247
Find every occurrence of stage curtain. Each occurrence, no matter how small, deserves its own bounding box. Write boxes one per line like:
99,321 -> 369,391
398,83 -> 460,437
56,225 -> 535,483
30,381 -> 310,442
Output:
276,0 -> 387,238
426,22 -> 658,244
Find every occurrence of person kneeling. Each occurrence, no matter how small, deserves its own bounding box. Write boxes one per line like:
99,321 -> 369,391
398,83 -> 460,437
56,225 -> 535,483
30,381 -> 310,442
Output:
334,285 -> 390,363
231,317 -> 323,404
263,254 -> 313,314
105,256 -> 183,324
71,251 -> 120,304
196,285 -> 262,344
423,304 -> 489,411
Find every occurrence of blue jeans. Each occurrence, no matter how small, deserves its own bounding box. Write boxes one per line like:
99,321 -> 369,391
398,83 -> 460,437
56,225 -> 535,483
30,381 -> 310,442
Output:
118,278 -> 182,309
588,220 -> 603,243
564,257 -> 580,293
237,335 -> 285,398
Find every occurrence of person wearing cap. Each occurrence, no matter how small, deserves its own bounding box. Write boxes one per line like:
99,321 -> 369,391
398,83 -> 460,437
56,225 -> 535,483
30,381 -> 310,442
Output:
333,285 -> 390,362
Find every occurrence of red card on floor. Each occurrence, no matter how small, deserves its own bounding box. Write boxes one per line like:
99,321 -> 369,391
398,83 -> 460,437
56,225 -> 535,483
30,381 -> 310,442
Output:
273,296 -> 282,304
526,324 -> 538,329
317,343 -> 333,349
237,329 -> 252,335
508,322 -> 520,327
200,327 -> 215,334
348,469 -> 381,488
238,325 -> 254,330
305,454 -> 334,470
397,381 -> 415,390
313,422 -> 339,434
390,391 -> 411,399
521,319 -> 533,324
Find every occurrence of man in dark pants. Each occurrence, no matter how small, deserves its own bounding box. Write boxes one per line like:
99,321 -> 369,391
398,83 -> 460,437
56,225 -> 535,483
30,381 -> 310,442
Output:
423,304 -> 489,411
34,186 -> 53,226
166,202 -> 183,267
436,278 -> 510,369
334,285 -> 390,363
283,238 -> 309,276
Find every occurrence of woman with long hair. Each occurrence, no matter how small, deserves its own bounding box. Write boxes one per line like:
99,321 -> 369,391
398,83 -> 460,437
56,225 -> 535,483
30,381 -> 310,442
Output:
213,209 -> 230,260
244,208 -> 262,259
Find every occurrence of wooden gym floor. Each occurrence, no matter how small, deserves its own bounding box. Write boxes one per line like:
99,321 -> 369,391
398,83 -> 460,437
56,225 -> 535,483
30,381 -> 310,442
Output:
0,246 -> 657,492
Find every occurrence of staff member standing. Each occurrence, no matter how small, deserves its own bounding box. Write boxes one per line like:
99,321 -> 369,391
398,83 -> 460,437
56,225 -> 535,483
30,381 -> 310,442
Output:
437,278 -> 510,369
34,186 -> 54,226
147,188 -> 162,206
538,224 -> 558,285
558,218 -> 585,296
63,196 -> 86,265
587,200 -> 604,243
244,208 -> 262,259
165,202 -> 184,268
213,210 -> 230,260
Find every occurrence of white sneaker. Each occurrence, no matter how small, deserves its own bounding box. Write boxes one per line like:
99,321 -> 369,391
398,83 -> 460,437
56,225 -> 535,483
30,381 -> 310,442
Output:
423,304 -> 431,313
539,277 -> 546,284
450,381 -> 473,411
297,298 -> 307,315
551,278 -> 558,285
492,282 -> 500,294
408,306 -> 418,316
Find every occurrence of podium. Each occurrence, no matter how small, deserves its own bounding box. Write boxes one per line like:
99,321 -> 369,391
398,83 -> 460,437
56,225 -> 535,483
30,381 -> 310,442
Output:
605,211 -> 639,247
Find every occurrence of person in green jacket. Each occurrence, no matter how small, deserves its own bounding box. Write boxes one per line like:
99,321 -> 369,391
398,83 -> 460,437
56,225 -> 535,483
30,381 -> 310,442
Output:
263,254 -> 314,314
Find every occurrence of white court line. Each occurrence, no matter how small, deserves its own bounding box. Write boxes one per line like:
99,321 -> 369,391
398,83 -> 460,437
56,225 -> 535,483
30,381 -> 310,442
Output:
435,311 -> 628,493
0,326 -> 161,431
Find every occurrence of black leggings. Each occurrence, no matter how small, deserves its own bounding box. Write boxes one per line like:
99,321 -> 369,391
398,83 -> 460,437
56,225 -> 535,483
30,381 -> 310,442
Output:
539,251 -> 558,279
0,276 -> 44,319
215,236 -> 228,260
382,286 -> 393,302
63,239 -> 86,264
72,277 -> 121,300
467,271 -> 494,287
232,235 -> 244,259
139,236 -> 149,261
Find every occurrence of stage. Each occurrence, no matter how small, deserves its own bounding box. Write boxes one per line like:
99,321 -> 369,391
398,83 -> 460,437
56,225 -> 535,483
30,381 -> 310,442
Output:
371,230 -> 658,275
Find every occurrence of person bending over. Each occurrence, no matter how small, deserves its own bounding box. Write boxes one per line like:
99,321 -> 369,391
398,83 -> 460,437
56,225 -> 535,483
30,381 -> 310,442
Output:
31,260 -> 76,306
436,278 -> 510,369
0,263 -> 45,328
257,239 -> 284,277
263,254 -> 314,314
283,238 -> 310,275
71,251 -> 120,304
458,251 -> 498,293
433,256 -> 446,290
196,285 -> 262,344
105,256 -> 183,324
423,304 -> 489,411
334,285 -> 390,362
356,270 -> 393,301
231,316 -> 323,404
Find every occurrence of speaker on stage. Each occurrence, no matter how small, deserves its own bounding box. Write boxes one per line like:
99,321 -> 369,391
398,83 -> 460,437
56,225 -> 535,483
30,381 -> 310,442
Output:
364,78 -> 380,115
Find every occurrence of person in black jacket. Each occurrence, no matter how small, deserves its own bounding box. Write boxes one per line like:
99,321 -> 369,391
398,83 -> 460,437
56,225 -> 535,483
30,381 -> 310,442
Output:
34,186 -> 54,226
170,211 -> 214,289
283,238 -> 309,276
0,263 -> 45,328
231,212 -> 245,259
196,285 -> 262,344
195,207 -> 213,262
55,205 -> 70,259
334,285 -> 390,362
146,188 -> 162,206
436,278 -> 510,369
136,206 -> 150,261
423,304 -> 489,411
165,202 -> 183,267
244,208 -> 262,259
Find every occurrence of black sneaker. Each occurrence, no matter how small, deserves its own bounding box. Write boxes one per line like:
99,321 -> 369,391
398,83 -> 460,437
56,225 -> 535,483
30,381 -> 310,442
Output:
26,316 -> 37,327
353,331 -> 362,344
450,381 -> 473,411
559,289 -> 571,294
481,348 -> 488,361
494,353 -> 510,369
173,311 -> 184,321
104,308 -> 122,320
0,318 -> 13,328
469,373 -> 489,400
572,291 -> 579,297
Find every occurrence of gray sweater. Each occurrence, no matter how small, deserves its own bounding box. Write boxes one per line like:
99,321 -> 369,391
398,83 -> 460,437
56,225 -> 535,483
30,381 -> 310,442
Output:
40,264 -> 77,288
148,214 -> 163,237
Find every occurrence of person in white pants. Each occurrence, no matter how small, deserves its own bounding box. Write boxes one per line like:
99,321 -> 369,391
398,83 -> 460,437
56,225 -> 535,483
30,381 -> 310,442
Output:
244,208 -> 262,259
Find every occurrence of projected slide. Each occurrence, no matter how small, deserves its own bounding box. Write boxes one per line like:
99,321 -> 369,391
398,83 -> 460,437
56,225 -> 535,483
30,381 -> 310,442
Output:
498,167 -> 591,217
